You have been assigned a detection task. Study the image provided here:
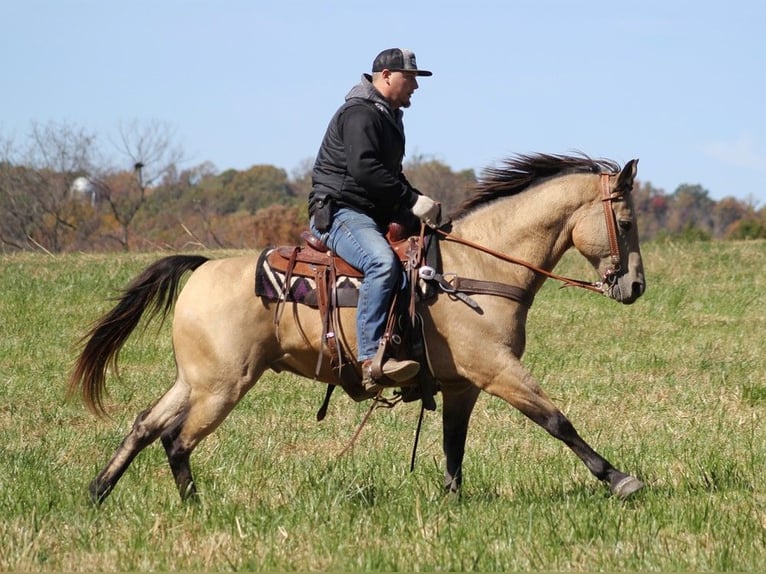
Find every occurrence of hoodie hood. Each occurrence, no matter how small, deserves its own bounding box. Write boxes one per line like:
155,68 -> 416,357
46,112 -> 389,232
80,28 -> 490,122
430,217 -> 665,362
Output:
345,74 -> 404,130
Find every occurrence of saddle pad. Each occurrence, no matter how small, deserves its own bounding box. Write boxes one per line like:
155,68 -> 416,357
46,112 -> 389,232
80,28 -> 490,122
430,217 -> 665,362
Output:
255,248 -> 361,307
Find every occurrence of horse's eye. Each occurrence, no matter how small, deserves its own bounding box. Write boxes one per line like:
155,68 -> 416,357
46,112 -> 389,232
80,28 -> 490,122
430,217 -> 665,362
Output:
618,220 -> 632,232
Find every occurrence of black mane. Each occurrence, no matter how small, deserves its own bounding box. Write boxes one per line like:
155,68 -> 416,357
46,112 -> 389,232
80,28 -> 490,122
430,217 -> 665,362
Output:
453,153 -> 620,218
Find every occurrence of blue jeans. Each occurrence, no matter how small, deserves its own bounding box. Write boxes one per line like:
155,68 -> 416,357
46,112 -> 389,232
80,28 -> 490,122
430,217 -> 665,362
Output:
311,207 -> 401,361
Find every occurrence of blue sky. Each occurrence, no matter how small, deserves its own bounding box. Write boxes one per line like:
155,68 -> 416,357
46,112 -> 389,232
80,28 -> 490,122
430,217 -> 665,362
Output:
2,0 -> 765,204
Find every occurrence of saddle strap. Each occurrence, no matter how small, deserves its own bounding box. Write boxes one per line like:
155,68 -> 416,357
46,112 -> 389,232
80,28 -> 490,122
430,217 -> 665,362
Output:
312,257 -> 369,405
428,272 -> 533,309
451,277 -> 534,308
328,262 -> 345,369
312,262 -> 350,374
313,265 -> 332,377
273,246 -> 300,340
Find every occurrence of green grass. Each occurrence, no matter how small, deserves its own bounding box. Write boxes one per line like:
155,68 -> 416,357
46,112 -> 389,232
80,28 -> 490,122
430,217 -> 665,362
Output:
1,240 -> 765,571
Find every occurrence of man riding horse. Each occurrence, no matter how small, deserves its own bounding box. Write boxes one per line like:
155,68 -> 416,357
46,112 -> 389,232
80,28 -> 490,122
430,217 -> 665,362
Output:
308,48 -> 442,392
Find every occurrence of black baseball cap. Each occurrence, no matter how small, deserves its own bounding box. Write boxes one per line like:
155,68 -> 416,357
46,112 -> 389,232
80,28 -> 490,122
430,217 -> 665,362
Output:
371,48 -> 432,77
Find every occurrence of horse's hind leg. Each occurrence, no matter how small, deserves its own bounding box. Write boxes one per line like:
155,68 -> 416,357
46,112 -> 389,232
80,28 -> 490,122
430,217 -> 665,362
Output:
159,391 -> 244,502
89,381 -> 190,504
160,424 -> 195,501
484,361 -> 644,499
158,358 -> 269,501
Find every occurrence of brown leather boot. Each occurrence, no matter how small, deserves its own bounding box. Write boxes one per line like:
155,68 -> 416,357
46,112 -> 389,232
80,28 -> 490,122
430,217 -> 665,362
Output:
362,358 -> 420,391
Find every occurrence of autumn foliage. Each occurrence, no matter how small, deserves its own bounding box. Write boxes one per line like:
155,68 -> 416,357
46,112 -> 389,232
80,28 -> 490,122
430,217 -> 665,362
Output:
2,124 -> 765,254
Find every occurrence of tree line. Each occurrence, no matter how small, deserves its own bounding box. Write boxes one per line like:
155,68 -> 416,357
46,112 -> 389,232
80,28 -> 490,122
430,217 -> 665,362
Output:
2,122 -> 765,254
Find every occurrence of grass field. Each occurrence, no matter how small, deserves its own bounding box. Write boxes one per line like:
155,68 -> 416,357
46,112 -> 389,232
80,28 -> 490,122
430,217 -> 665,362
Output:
1,239 -> 765,571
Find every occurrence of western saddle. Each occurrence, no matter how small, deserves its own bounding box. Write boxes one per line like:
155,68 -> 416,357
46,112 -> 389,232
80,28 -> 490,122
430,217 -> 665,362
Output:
262,222 -> 439,416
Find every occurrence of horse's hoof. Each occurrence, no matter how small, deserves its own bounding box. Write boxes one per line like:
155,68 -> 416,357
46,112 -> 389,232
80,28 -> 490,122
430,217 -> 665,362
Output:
612,476 -> 644,499
88,481 -> 110,506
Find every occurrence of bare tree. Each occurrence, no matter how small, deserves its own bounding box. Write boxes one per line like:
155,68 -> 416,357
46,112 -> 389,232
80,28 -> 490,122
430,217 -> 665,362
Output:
0,122 -> 98,252
93,120 -> 183,251
0,159 -> 36,251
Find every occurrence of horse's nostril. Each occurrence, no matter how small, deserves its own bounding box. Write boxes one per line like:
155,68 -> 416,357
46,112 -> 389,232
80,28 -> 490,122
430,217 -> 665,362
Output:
632,282 -> 645,298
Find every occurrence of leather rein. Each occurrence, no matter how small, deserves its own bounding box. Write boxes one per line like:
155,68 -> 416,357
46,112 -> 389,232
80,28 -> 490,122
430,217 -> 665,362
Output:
434,173 -> 623,300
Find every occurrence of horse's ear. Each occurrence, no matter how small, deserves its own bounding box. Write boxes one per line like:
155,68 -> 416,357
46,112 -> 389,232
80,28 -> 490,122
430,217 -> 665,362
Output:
617,159 -> 639,192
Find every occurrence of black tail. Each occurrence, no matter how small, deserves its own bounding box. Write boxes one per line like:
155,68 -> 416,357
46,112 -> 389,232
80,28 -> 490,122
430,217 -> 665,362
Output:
67,255 -> 210,417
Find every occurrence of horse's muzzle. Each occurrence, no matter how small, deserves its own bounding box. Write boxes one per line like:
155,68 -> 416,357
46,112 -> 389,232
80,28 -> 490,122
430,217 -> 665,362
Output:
613,279 -> 645,304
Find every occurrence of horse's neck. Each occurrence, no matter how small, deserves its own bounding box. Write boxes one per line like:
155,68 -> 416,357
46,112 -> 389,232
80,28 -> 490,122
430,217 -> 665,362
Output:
447,178 -> 591,287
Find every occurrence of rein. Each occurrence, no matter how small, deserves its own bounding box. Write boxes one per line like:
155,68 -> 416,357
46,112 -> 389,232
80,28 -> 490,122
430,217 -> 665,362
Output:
436,173 -> 623,296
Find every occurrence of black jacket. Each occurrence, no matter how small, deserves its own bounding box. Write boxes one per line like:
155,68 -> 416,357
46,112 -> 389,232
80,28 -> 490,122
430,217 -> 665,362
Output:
310,75 -> 419,226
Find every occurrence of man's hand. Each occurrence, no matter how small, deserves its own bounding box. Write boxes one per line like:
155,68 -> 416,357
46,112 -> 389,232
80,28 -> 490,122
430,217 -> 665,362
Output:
411,194 -> 442,228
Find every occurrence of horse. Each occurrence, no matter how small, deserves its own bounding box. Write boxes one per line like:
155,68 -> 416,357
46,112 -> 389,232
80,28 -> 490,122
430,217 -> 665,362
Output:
68,153 -> 647,504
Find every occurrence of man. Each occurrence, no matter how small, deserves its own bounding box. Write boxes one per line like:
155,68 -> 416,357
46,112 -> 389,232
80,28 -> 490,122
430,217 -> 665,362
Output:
309,48 -> 441,389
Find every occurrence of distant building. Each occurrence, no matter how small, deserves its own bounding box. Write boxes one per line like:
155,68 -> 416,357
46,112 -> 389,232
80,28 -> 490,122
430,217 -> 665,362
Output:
70,176 -> 103,206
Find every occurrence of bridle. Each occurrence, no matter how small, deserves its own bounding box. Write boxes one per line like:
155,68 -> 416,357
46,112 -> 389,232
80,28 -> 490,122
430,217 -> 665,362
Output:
435,172 -> 625,296
598,172 -> 624,290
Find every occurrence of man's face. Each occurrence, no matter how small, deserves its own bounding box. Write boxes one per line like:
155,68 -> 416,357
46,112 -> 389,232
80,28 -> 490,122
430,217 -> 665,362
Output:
384,70 -> 420,109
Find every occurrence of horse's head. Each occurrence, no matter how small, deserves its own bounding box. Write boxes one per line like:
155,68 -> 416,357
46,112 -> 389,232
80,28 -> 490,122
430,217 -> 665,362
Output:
572,159 -> 645,304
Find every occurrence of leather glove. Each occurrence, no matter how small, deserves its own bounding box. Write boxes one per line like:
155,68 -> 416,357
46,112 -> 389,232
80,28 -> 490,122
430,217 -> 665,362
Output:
411,194 -> 442,228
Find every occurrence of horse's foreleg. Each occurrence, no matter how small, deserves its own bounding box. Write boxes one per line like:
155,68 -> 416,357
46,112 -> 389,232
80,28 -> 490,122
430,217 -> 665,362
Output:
484,363 -> 644,499
441,383 -> 481,493
540,409 -> 644,498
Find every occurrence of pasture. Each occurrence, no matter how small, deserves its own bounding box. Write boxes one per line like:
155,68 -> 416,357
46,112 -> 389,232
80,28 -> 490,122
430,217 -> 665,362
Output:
1,240 -> 764,571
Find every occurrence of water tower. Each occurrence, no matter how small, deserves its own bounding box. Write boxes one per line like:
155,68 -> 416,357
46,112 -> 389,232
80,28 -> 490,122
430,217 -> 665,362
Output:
70,176 -> 96,205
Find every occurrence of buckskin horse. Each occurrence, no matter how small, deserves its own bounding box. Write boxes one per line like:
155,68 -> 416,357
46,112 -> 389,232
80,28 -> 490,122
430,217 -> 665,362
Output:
68,153 -> 646,504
